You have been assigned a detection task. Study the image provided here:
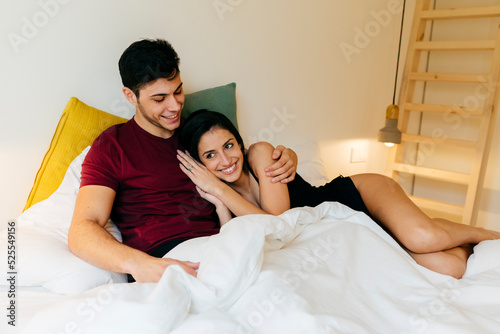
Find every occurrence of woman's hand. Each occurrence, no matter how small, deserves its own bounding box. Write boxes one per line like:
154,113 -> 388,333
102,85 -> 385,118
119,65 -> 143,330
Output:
262,144 -> 298,183
197,186 -> 233,226
196,185 -> 223,207
177,152 -> 233,225
177,150 -> 227,197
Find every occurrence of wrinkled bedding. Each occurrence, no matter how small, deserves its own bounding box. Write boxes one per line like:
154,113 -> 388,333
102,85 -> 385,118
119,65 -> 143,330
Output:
13,202 -> 500,334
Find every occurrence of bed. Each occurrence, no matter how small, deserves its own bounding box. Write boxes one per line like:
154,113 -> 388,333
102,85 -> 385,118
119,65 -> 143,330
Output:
2,85 -> 500,334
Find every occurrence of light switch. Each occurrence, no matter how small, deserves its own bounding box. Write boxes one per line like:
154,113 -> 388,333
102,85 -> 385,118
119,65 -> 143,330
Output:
350,147 -> 367,163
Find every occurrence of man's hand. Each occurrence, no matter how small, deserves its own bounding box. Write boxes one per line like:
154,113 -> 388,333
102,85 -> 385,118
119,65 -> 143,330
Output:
129,256 -> 200,283
264,144 -> 298,183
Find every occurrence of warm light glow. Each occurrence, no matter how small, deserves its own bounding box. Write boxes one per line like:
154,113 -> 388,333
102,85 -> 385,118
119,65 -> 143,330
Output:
384,142 -> 395,147
378,104 -> 402,145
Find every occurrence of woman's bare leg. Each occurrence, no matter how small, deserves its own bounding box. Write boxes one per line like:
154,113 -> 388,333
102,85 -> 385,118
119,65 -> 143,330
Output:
351,174 -> 500,254
408,245 -> 473,279
350,173 -> 499,253
349,173 -> 499,276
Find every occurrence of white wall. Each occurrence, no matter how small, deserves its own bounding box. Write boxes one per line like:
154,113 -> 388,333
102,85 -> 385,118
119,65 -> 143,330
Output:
9,0 -> 499,232
1,0 -> 400,223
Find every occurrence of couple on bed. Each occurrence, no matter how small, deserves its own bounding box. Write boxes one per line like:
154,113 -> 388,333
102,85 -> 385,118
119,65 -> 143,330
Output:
68,38 -> 500,284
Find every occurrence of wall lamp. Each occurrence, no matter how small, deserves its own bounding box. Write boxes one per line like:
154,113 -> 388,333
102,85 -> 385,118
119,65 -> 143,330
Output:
378,0 -> 406,147
378,104 -> 402,147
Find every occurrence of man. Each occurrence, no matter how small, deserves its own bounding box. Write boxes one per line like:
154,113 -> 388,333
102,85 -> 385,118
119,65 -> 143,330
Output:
68,39 -> 298,283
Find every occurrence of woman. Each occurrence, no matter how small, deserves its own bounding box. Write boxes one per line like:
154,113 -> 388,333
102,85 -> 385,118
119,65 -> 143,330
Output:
177,110 -> 500,279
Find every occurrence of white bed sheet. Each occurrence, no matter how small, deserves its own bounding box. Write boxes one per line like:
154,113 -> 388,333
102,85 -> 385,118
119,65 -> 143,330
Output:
4,202 -> 500,334
1,286 -> 65,334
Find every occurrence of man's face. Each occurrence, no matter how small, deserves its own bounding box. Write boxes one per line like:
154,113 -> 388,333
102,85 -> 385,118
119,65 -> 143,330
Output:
132,73 -> 185,139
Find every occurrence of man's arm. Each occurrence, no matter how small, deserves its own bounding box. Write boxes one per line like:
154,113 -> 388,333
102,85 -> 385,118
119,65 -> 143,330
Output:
68,185 -> 198,283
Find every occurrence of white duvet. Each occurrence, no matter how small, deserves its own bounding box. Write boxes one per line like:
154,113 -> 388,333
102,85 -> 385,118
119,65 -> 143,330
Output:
19,202 -> 500,334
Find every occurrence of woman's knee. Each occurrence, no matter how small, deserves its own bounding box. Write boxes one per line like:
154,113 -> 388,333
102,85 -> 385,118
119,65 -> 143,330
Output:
402,223 -> 449,254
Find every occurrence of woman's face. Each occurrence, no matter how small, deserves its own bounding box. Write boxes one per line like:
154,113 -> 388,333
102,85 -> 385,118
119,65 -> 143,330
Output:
198,126 -> 244,183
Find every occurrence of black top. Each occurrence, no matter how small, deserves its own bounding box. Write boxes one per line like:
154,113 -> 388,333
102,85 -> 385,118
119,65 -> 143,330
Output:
247,165 -> 371,216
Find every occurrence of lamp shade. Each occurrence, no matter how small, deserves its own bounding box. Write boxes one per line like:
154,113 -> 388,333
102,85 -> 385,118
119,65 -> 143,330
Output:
378,104 -> 402,145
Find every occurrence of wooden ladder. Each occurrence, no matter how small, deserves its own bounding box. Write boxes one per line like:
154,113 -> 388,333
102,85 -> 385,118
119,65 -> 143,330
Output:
386,0 -> 500,225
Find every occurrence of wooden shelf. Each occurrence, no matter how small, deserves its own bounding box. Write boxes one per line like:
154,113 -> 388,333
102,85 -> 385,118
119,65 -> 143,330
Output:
420,6 -> 500,20
408,72 -> 489,83
392,163 -> 471,185
401,134 -> 476,148
403,103 -> 483,116
415,40 -> 496,51
408,196 -> 465,217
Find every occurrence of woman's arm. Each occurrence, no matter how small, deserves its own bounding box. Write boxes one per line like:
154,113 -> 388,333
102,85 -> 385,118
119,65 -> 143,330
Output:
195,186 -> 233,226
247,142 -> 291,215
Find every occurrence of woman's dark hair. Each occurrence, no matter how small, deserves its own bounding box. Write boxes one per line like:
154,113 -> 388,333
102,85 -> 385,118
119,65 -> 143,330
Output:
179,110 -> 247,172
118,39 -> 180,97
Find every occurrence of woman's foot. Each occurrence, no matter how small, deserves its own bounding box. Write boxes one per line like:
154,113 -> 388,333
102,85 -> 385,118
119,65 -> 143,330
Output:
485,228 -> 500,240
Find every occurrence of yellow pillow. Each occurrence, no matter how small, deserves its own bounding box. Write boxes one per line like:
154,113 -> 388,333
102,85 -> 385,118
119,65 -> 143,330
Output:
24,97 -> 128,211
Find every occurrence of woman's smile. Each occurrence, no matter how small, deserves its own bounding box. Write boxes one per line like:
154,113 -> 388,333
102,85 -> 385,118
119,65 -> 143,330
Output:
219,162 -> 238,175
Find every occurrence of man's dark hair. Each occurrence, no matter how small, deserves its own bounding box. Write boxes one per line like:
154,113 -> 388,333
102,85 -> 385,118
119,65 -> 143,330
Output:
118,39 -> 180,97
179,109 -> 248,173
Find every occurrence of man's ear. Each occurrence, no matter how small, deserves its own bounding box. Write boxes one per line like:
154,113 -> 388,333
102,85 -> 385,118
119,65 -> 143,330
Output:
122,87 -> 138,106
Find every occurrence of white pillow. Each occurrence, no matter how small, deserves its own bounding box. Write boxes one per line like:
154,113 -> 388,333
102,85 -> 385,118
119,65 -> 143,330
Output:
294,141 -> 330,187
0,147 -> 127,295
463,240 -> 500,278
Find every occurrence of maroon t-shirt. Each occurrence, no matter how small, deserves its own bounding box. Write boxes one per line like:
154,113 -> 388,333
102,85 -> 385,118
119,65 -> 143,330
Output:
80,117 -> 219,254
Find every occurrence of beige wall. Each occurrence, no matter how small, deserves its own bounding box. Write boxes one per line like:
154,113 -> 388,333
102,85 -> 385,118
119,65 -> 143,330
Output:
1,0 -> 498,230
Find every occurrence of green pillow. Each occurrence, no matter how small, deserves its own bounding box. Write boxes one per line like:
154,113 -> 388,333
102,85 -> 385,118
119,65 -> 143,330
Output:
183,82 -> 238,129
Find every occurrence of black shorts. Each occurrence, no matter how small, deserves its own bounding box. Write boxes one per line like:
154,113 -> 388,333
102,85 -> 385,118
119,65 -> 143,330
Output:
289,174 -> 374,221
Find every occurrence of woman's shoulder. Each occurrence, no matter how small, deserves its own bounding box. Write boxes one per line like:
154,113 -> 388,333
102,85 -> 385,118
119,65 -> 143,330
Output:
247,142 -> 275,178
247,142 -> 275,158
247,141 -> 275,163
